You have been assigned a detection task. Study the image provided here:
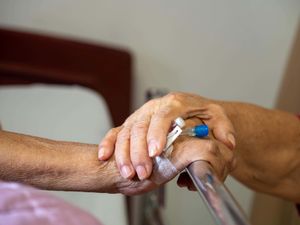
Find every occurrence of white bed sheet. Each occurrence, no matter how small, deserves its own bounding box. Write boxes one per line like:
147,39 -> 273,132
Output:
0,84 -> 127,225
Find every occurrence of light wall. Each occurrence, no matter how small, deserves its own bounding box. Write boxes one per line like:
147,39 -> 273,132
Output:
0,1 -> 299,225
1,1 -> 299,108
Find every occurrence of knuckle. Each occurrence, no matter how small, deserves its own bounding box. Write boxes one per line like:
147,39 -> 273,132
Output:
165,92 -> 184,108
143,99 -> 160,112
204,140 -> 219,156
131,121 -> 148,139
108,127 -> 119,136
166,91 -> 181,100
123,118 -> 132,128
132,121 -> 148,132
141,99 -> 160,115
155,106 -> 173,118
146,98 -> 159,107
166,92 -> 178,100
117,129 -> 130,142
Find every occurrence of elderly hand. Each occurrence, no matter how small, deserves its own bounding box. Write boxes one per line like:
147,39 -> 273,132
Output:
98,92 -> 236,185
115,117 -> 235,195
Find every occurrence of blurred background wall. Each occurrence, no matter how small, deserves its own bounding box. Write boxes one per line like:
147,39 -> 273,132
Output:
0,1 -> 299,225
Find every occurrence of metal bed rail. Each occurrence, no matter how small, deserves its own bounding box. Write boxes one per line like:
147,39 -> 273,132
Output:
186,160 -> 251,225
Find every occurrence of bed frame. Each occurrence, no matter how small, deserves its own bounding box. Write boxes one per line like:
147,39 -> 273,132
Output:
0,27 -> 132,127
0,27 -> 133,224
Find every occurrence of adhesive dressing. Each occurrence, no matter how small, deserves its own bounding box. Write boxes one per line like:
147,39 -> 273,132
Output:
151,146 -> 178,184
150,118 -> 185,184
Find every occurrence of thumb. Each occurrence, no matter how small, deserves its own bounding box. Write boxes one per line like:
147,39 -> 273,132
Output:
212,122 -> 236,150
197,104 -> 236,150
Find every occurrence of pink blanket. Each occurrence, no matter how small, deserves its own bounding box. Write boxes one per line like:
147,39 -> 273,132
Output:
0,181 -> 103,225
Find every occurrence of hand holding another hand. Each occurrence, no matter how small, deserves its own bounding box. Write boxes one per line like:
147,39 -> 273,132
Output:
98,92 -> 237,193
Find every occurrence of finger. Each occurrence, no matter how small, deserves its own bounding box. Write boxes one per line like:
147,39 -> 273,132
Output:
146,93 -> 206,157
147,100 -> 186,157
212,119 -> 236,150
98,127 -> 121,160
130,117 -> 153,180
147,113 -> 173,157
199,104 -> 236,150
115,127 -> 135,179
145,95 -> 182,157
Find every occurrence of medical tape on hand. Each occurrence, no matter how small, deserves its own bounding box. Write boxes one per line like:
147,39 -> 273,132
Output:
151,118 -> 185,184
164,125 -> 182,156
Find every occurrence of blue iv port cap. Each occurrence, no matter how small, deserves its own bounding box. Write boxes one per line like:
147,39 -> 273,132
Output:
194,124 -> 209,138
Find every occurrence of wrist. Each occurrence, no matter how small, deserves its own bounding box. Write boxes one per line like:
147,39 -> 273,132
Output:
63,143 -> 122,193
69,144 -> 140,194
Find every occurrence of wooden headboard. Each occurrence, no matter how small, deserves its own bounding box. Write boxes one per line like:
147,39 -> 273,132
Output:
0,28 -> 132,126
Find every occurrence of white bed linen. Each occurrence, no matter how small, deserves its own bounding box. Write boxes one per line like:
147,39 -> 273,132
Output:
0,84 -> 127,225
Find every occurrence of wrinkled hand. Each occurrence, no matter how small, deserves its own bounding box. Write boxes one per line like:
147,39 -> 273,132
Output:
98,92 -> 236,189
114,126 -> 234,195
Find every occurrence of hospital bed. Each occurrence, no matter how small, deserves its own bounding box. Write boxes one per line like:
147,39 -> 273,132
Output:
0,27 -> 131,225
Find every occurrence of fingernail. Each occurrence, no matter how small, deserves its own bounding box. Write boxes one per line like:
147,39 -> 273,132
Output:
121,165 -> 132,179
227,133 -> 236,149
148,141 -> 158,157
98,147 -> 105,159
136,165 -> 147,180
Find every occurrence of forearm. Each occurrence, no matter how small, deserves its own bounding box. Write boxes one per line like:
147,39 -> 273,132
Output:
0,130 -> 122,193
219,101 -> 300,201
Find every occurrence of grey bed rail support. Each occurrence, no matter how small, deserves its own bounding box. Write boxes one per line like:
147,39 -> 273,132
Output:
186,160 -> 251,225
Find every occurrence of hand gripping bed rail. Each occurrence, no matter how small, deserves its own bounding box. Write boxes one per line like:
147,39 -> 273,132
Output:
186,160 -> 251,225
165,118 -> 251,225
